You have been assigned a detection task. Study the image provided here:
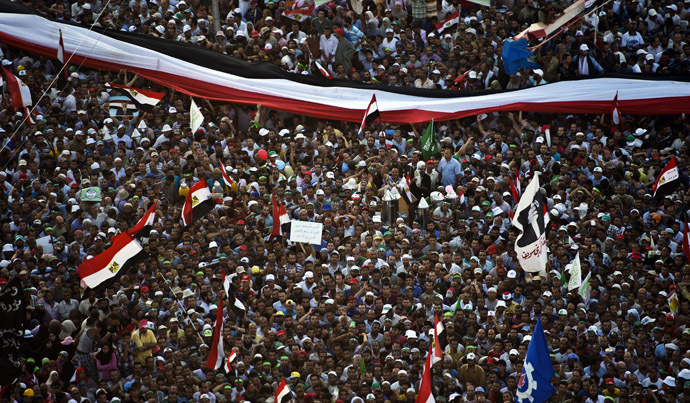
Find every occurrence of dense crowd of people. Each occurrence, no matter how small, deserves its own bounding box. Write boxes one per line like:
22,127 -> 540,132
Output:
1,0 -> 690,402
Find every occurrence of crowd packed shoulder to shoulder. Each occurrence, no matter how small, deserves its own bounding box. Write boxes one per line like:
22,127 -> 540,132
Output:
1,0 -> 690,402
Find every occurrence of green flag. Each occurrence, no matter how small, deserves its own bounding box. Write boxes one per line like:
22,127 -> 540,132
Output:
578,271 -> 591,302
360,358 -> 366,376
421,119 -> 437,160
452,296 -> 462,314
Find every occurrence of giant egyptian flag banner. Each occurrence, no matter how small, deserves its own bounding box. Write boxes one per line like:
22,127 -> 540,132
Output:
1,1 -> 690,122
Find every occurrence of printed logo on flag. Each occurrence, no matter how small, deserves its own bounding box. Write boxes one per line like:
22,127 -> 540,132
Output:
192,195 -> 200,206
517,363 -> 538,401
108,261 -> 120,274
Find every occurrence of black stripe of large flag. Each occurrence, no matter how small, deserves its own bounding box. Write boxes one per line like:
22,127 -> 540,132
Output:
106,82 -> 165,111
359,94 -> 380,134
78,232 -> 144,290
652,156 -> 680,199
181,180 -> 214,227
128,201 -> 157,237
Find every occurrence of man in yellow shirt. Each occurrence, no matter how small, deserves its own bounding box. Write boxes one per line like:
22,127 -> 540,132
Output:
131,319 -> 158,365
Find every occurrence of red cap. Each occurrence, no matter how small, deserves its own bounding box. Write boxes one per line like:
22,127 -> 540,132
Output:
349,278 -> 359,284
277,330 -> 286,337
487,245 -> 497,255
237,220 -> 245,225
666,313 -> 675,320
426,160 -> 434,164
348,296 -> 357,302
630,251 -> 642,259
334,28 -> 345,36
605,378 -> 614,385
241,275 -> 251,282
297,350 -> 307,356
240,245 -> 248,250
141,286 -> 150,293
304,171 -> 312,176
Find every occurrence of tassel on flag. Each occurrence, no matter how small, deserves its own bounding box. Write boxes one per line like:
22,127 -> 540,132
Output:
314,60 -> 333,79
416,346 -> 435,403
205,296 -> 225,370
611,91 -> 622,126
275,379 -> 293,403
359,94 -> 381,134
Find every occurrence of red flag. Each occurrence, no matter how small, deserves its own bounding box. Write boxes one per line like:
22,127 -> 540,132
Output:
611,91 -> 622,126
2,67 -> 32,109
509,177 -> 520,202
683,222 -> 690,260
205,295 -> 224,370
219,163 -> 233,187
416,346 -> 435,403
271,194 -> 289,237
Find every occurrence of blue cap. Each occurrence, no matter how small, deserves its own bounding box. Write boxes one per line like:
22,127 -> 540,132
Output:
476,387 -> 485,393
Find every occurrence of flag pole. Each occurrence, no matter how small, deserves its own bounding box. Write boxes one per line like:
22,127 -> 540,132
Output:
155,272 -> 209,344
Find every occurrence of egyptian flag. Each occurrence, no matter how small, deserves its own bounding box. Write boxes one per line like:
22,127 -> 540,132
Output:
271,194 -> 290,238
359,94 -> 381,134
512,174 -> 550,273
611,92 -> 622,126
56,29 -> 69,84
227,290 -> 246,318
2,67 -> 32,109
128,201 -> 157,237
205,296 -> 224,370
106,82 -> 165,111
435,10 -> 459,35
275,379 -> 292,403
652,157 -> 680,199
283,3 -> 314,21
181,179 -> 214,226
219,163 -> 233,188
223,349 -> 237,372
78,232 -> 144,289
432,315 -> 445,364
314,61 -> 333,79
416,346 -> 435,403
221,268 -> 232,298
509,177 -> 520,202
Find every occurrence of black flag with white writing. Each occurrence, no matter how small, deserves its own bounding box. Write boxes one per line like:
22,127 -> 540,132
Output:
0,277 -> 25,386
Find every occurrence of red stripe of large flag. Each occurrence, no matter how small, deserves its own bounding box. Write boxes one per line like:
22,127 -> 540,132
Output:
275,379 -> 292,403
78,232 -> 143,289
128,201 -> 157,237
2,67 -> 32,109
416,346 -> 435,403
106,82 -> 165,111
435,10 -> 459,35
219,163 -> 233,187
182,180 -> 214,226
359,94 -> 381,134
205,295 -> 224,370
652,156 -> 679,199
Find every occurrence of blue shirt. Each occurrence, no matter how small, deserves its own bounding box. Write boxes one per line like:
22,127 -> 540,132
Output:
438,157 -> 461,187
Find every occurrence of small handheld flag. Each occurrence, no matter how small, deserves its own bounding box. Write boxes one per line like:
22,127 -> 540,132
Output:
359,94 -> 381,134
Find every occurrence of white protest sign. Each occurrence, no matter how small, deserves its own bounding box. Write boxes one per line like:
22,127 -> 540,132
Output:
289,221 -> 323,245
